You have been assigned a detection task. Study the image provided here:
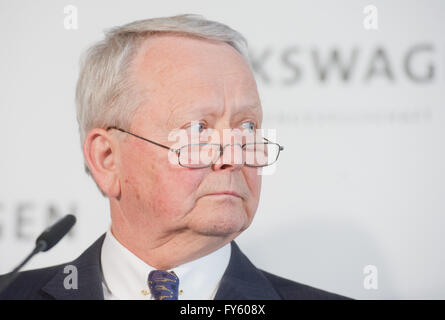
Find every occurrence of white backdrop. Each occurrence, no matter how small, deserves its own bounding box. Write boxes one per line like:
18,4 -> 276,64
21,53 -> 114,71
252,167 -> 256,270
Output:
0,0 -> 444,299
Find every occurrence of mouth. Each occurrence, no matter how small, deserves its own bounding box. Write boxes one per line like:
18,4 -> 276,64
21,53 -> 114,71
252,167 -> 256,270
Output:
205,191 -> 242,199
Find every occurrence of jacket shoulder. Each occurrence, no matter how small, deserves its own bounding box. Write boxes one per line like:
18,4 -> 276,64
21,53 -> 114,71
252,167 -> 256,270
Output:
0,234 -> 106,300
259,269 -> 352,300
0,264 -> 65,300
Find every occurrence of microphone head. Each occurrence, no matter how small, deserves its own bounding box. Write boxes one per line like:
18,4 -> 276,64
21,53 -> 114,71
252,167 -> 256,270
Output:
35,214 -> 76,252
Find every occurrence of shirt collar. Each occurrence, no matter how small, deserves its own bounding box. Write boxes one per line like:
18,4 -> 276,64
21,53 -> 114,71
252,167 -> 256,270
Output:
100,229 -> 231,300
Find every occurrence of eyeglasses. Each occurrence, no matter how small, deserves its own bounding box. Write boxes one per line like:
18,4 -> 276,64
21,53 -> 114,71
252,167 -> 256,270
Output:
107,126 -> 284,169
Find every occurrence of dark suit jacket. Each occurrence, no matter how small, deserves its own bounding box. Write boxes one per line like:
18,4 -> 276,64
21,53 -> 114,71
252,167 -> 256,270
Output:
0,234 -> 350,300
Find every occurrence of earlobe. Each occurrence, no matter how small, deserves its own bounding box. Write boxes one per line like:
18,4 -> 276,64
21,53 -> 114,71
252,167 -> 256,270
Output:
83,128 -> 121,198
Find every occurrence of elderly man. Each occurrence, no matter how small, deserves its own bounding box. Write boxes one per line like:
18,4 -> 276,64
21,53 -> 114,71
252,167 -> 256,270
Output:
0,14 -> 348,300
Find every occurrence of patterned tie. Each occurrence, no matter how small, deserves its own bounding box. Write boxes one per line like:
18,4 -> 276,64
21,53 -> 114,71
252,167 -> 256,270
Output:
147,270 -> 180,300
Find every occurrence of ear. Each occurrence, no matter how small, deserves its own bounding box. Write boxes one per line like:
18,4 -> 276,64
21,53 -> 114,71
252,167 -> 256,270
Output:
83,128 -> 121,198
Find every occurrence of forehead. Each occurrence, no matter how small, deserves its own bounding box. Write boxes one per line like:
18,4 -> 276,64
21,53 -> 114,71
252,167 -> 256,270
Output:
131,34 -> 261,127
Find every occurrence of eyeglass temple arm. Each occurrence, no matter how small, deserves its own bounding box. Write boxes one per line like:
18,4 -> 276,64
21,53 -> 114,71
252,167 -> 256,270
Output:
262,137 -> 284,151
107,126 -> 179,153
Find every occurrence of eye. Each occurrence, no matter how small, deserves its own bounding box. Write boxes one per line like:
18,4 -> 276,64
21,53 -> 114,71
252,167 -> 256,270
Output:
241,121 -> 256,132
187,121 -> 206,134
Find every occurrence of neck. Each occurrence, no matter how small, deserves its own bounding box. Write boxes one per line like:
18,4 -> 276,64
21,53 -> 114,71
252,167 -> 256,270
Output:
109,221 -> 237,270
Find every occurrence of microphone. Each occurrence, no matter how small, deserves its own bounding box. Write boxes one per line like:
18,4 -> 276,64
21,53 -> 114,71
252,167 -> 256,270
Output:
35,214 -> 76,252
0,214 -> 76,294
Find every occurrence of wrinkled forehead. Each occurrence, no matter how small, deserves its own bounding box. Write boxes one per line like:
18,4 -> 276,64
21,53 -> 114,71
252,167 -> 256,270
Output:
130,34 -> 262,128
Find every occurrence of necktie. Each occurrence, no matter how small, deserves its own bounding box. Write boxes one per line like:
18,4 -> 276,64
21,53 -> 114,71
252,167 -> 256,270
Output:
148,270 -> 180,300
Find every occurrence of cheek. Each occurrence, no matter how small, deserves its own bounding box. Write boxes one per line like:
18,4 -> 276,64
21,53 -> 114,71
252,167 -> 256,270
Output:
243,168 -> 262,215
120,142 -> 157,192
121,142 -> 205,218
151,169 -> 204,216
245,168 -> 262,197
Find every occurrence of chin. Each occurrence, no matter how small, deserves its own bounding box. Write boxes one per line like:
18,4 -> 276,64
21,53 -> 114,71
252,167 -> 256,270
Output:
189,205 -> 251,237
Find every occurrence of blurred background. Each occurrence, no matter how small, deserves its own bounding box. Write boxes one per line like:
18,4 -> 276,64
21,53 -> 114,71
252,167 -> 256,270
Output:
0,0 -> 444,299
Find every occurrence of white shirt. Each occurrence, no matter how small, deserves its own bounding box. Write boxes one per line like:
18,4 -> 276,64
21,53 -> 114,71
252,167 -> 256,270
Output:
100,229 -> 231,300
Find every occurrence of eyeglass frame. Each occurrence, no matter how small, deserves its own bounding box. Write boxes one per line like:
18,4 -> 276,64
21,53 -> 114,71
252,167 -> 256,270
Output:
106,126 -> 284,169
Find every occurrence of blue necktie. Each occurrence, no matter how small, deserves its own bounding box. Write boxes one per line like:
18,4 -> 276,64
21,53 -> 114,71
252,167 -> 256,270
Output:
148,270 -> 180,300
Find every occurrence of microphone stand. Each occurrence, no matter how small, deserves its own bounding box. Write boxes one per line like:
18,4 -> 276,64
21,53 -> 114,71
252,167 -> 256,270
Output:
0,214 -> 76,294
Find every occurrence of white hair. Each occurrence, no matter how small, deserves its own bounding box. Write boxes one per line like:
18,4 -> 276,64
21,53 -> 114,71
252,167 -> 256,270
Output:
75,14 -> 251,197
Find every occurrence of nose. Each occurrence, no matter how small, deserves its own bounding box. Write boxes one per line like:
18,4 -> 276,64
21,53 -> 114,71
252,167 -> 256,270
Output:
211,144 -> 244,171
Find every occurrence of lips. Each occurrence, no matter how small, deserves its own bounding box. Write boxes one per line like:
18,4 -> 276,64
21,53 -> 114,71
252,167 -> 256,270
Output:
205,191 -> 242,199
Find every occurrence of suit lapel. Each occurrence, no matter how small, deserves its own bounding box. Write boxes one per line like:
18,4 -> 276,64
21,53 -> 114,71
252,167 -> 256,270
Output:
214,241 -> 281,300
41,234 -> 106,300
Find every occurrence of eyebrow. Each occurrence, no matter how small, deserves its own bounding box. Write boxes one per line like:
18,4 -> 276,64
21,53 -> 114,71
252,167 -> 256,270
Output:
166,103 -> 262,128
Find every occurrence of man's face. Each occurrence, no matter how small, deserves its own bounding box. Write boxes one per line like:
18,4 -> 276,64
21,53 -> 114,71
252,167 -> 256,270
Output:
115,35 -> 263,241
